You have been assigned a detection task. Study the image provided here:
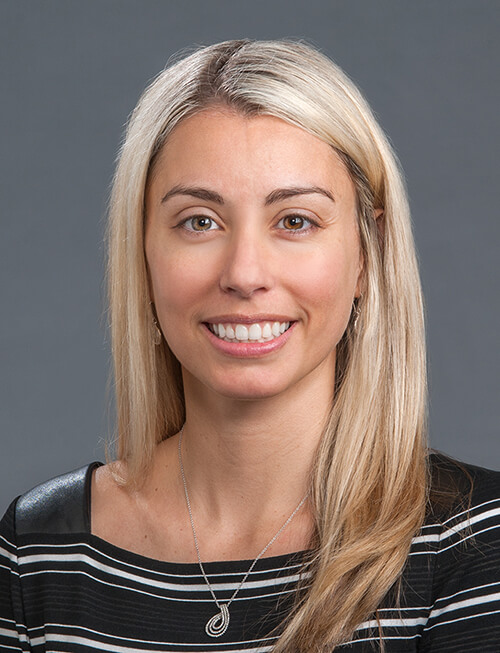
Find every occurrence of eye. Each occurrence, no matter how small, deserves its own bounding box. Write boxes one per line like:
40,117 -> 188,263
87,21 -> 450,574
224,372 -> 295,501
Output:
276,214 -> 315,232
181,215 -> 219,232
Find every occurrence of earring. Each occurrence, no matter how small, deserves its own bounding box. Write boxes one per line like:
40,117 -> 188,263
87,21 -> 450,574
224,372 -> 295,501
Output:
150,302 -> 162,345
352,297 -> 362,329
152,317 -> 162,345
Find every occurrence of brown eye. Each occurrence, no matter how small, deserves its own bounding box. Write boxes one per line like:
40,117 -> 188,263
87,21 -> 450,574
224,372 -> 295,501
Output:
185,216 -> 217,232
279,214 -> 312,231
283,215 -> 304,230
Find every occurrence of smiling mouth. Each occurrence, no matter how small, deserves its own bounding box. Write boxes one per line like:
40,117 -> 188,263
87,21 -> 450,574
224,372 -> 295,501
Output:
206,321 -> 292,343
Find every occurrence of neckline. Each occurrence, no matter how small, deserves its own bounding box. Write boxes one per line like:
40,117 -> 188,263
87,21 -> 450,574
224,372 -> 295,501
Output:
85,530 -> 309,574
89,461 -> 310,572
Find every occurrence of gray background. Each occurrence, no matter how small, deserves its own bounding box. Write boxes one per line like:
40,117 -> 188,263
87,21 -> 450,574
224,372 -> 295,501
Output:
1,0 -> 498,513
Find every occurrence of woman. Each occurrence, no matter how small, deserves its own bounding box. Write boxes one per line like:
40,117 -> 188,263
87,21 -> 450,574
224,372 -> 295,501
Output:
1,39 -> 499,652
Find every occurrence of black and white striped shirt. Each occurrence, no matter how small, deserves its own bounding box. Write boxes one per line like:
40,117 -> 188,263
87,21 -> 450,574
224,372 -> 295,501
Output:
1,453 -> 499,651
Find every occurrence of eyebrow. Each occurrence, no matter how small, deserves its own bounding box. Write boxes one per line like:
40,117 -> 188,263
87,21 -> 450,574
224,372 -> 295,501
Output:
161,184 -> 335,205
161,185 -> 224,204
264,186 -> 335,205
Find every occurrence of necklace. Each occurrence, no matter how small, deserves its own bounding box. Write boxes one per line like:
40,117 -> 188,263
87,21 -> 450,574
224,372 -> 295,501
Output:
178,427 -> 308,638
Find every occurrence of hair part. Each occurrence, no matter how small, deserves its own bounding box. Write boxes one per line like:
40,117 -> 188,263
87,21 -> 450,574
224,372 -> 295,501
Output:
107,39 -> 427,650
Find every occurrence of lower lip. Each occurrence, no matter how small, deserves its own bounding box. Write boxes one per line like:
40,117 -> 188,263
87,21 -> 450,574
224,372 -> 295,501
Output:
202,322 -> 296,358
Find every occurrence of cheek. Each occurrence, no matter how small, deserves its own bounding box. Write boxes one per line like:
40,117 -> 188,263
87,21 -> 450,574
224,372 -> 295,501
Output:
147,252 -> 202,358
293,246 -> 360,314
147,246 -> 215,320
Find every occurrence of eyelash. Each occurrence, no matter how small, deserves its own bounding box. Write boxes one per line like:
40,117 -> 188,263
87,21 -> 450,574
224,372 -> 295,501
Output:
176,213 -> 319,235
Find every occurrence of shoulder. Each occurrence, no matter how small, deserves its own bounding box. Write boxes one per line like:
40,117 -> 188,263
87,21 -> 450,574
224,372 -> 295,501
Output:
415,453 -> 500,646
428,450 -> 500,521
13,462 -> 102,536
425,451 -> 500,575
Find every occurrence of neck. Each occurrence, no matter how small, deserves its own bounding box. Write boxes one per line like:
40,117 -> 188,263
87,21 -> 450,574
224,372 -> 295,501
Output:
176,365 -> 333,531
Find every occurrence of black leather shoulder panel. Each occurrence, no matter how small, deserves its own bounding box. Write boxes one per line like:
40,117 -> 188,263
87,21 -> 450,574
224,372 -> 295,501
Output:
15,462 -> 102,536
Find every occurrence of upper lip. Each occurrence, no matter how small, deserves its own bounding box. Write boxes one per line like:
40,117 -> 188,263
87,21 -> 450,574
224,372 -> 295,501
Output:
203,314 -> 295,324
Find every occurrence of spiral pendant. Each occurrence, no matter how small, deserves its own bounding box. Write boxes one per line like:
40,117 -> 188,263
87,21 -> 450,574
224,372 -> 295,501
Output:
205,603 -> 230,637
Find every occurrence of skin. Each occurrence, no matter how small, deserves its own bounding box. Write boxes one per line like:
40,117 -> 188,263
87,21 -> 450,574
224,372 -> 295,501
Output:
92,108 -> 364,562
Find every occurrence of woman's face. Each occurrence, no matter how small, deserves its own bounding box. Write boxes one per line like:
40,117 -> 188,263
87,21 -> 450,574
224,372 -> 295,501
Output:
145,108 -> 363,402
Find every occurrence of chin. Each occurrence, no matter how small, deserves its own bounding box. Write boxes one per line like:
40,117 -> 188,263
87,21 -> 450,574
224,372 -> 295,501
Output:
209,377 -> 291,402
182,365 -> 293,403
218,387 -> 286,402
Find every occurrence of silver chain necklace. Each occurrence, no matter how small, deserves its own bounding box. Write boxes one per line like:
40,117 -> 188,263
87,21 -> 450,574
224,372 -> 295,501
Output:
178,427 -> 308,638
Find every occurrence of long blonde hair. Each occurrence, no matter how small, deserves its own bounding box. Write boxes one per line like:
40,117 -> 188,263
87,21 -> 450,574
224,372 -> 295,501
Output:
108,40 -> 427,651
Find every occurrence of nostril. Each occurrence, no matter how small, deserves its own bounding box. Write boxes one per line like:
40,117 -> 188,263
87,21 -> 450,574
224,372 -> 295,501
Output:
219,242 -> 273,298
220,278 -> 269,298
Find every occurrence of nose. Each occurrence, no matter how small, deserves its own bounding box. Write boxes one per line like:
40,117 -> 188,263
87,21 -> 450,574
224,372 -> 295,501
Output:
219,227 -> 273,298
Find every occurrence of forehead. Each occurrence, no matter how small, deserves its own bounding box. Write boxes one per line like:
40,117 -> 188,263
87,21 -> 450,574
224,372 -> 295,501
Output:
148,108 -> 355,203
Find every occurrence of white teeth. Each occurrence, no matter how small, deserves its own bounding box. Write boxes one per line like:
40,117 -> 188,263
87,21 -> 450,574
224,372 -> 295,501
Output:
248,324 -> 262,340
235,324 -> 248,340
209,321 -> 291,343
271,322 -> 281,337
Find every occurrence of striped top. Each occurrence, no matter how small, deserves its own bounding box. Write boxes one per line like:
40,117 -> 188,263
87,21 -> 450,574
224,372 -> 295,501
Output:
1,454 -> 499,652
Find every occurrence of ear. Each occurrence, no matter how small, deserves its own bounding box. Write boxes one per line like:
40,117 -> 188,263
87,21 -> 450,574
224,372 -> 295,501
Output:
354,208 -> 384,298
354,247 -> 364,299
143,222 -> 156,303
374,207 -> 384,239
